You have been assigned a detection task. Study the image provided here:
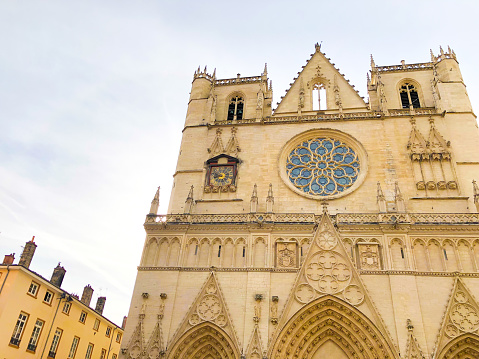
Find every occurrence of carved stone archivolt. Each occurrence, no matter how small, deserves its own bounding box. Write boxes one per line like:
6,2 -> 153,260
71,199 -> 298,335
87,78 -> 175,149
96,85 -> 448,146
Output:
269,296 -> 398,359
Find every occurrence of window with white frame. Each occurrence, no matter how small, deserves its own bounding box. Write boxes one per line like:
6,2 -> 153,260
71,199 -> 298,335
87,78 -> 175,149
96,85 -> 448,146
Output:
10,312 -> 29,346
93,318 -> 100,331
79,311 -> 87,324
27,281 -> 40,297
106,326 -> 112,337
43,290 -> 54,305
48,328 -> 63,358
67,336 -> 80,359
100,349 -> 107,359
27,319 -> 44,352
62,302 -> 71,314
85,343 -> 94,359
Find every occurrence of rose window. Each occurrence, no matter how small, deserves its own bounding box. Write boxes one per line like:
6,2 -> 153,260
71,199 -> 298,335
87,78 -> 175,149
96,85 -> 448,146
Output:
286,137 -> 360,196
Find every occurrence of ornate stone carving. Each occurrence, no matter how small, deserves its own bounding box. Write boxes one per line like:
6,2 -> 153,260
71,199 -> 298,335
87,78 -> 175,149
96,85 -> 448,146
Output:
305,251 -> 351,294
276,242 -> 296,268
343,284 -> 364,306
295,283 -> 316,304
358,243 -> 381,270
198,294 -> 222,321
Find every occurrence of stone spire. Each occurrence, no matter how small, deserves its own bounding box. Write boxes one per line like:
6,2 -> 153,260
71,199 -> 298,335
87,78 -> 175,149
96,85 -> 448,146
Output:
149,187 -> 160,215
184,185 -> 194,214
250,184 -> 258,213
377,182 -> 387,213
266,184 -> 274,213
473,180 -> 479,212
394,182 -> 406,213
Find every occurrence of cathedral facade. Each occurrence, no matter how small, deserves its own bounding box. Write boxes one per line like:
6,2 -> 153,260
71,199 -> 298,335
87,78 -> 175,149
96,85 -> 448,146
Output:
121,45 -> 479,359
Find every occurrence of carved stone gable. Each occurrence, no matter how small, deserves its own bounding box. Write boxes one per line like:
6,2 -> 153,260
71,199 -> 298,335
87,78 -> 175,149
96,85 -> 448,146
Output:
125,316 -> 145,359
166,272 -> 241,357
272,211 -> 395,353
434,278 -> 479,357
246,324 -> 265,359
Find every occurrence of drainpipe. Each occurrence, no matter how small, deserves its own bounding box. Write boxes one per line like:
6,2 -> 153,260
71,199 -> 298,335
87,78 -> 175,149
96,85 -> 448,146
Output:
40,293 -> 69,359
0,264 -> 11,295
107,326 -> 117,359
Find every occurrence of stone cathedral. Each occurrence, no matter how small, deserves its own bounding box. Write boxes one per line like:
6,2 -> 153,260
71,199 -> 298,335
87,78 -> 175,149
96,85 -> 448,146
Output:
121,45 -> 479,359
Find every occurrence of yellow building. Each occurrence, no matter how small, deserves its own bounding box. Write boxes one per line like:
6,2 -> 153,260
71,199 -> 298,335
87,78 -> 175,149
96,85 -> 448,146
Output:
0,239 -> 123,359
122,45 -> 479,359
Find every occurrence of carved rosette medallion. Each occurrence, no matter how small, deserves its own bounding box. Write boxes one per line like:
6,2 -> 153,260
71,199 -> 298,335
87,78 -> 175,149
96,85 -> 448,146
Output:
445,324 -> 459,338
216,314 -> 227,327
305,251 -> 351,294
455,291 -> 467,303
316,230 -> 337,250
450,303 -> 479,332
206,283 -> 217,294
197,294 -> 221,321
189,313 -> 200,326
343,285 -> 364,306
295,283 -> 316,304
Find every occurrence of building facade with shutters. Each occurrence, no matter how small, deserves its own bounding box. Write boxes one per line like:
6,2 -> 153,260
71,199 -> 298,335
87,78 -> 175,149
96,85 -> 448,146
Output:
0,239 -> 123,359
121,45 -> 479,359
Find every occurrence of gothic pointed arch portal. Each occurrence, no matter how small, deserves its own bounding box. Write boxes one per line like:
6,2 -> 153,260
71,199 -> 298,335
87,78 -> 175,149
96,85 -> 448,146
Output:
270,295 -> 398,359
438,334 -> 479,359
167,323 -> 240,359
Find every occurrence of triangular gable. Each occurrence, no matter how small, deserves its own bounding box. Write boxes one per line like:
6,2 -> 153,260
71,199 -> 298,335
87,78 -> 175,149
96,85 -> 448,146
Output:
208,128 -> 225,157
246,324 -> 265,359
427,119 -> 450,158
274,44 -> 367,114
167,272 -> 241,351
224,127 -> 241,156
407,119 -> 427,158
125,313 -> 145,359
433,278 -> 479,357
272,211 -> 396,350
405,319 -> 426,359
145,321 -> 164,359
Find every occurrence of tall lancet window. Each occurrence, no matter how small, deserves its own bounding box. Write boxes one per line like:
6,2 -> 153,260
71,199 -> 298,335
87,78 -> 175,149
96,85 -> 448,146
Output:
312,83 -> 327,111
400,82 -> 420,108
227,95 -> 244,121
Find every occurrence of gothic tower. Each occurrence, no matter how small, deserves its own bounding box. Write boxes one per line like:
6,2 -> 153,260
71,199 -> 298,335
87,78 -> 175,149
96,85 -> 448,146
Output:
121,45 -> 479,359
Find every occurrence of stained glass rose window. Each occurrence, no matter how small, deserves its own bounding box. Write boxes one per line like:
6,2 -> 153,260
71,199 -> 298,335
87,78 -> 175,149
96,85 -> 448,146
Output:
280,130 -> 368,199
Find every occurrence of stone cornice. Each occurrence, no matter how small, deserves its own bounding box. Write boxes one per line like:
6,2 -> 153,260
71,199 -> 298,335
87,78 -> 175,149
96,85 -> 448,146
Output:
138,266 -> 298,273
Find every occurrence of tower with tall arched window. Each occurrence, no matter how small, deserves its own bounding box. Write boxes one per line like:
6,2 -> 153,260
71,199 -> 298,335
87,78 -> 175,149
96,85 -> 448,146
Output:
121,45 -> 479,359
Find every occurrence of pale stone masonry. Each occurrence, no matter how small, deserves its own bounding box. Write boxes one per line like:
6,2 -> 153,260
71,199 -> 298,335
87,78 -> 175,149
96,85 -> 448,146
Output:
122,45 -> 479,359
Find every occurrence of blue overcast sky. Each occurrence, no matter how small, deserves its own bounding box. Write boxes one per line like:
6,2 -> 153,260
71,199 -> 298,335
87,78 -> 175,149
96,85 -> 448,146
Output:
1,0 -> 478,324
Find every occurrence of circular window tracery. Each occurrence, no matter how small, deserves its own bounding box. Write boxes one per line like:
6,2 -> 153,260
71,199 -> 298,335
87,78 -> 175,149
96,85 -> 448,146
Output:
279,129 -> 367,200
286,137 -> 360,196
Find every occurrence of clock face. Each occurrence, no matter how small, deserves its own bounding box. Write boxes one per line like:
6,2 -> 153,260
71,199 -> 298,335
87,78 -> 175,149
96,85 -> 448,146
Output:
210,166 -> 234,186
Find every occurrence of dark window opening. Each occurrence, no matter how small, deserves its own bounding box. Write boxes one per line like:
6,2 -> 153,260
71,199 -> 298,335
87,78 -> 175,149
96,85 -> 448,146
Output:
218,245 -> 221,257
242,246 -> 245,257
443,248 -> 448,260
400,83 -> 421,108
227,96 -> 244,121
195,245 -> 198,255
400,247 -> 404,259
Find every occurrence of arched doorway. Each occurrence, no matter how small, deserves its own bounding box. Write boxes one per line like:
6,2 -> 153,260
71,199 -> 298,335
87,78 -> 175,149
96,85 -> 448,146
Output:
270,295 -> 398,359
167,323 -> 240,359
438,334 -> 479,359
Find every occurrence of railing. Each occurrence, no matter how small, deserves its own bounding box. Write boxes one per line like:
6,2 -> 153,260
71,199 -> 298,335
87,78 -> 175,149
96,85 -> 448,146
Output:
10,337 -> 20,346
336,213 -> 479,225
375,62 -> 433,72
388,107 -> 436,116
215,76 -> 265,86
146,213 -> 316,225
146,212 -> 479,226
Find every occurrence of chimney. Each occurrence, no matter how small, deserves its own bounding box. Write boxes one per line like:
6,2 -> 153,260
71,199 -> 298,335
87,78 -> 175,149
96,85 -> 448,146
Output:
95,296 -> 106,315
122,316 -> 128,329
50,263 -> 66,287
19,237 -> 37,268
81,285 -> 94,306
2,253 -> 15,265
